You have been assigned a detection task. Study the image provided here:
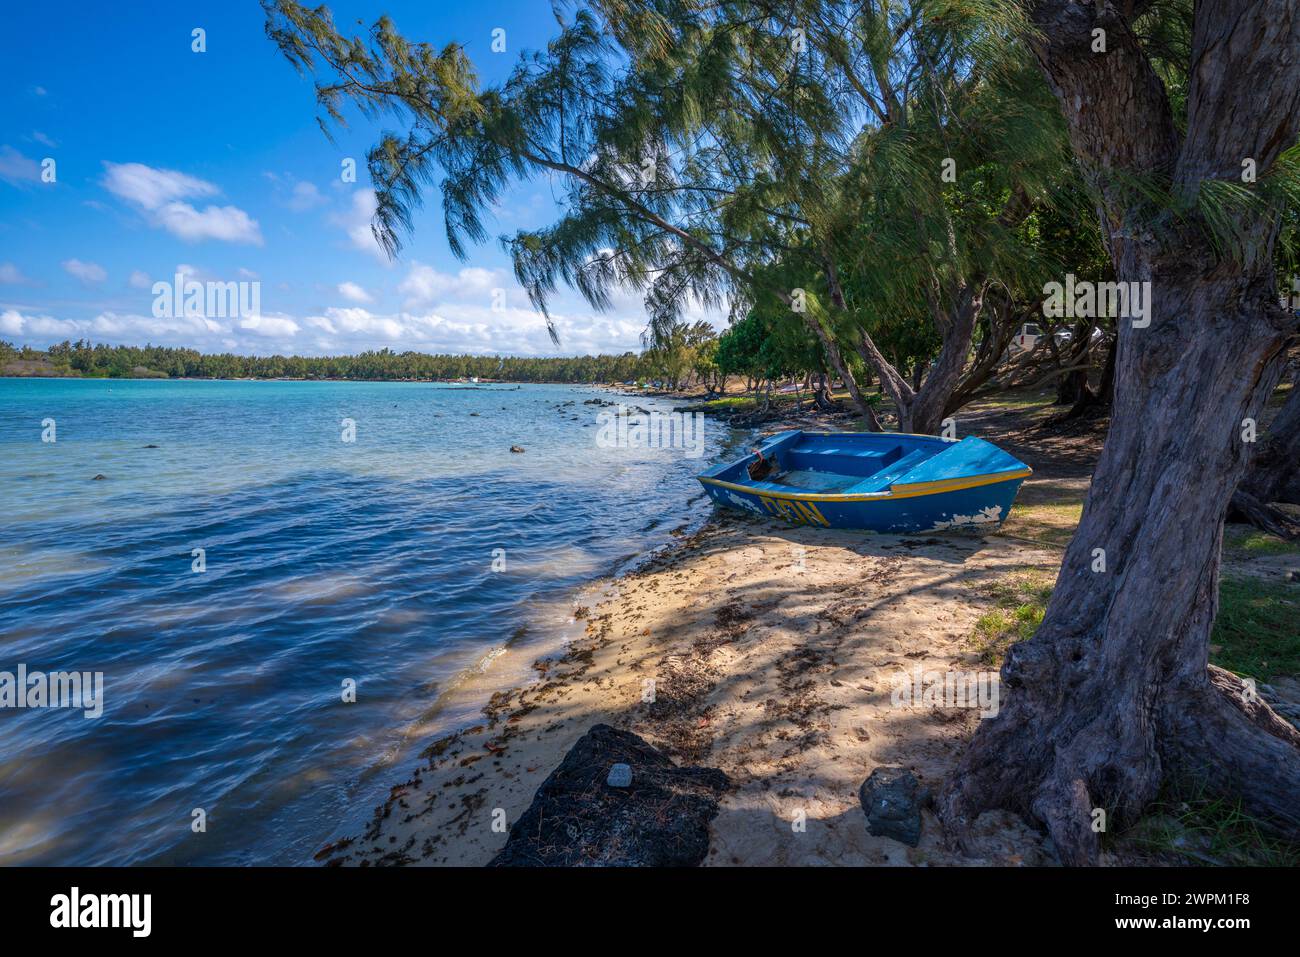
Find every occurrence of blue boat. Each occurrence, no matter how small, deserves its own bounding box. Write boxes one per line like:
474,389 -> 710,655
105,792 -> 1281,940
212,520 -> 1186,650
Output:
697,430 -> 1031,532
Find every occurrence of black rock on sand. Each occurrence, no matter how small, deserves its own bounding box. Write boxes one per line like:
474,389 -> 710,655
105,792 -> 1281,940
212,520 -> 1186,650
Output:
858,766 -> 926,847
489,724 -> 729,867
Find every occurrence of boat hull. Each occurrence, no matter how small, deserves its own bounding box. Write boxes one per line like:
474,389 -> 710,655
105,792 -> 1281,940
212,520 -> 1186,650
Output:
700,473 -> 1026,532
696,430 -> 1030,532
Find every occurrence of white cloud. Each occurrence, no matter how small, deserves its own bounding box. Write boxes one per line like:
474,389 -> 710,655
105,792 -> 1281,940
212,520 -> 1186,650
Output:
398,263 -> 499,308
286,180 -> 326,212
337,281 -> 373,304
102,162 -> 217,209
31,131 -> 57,149
128,269 -> 151,289
0,146 -> 41,186
332,190 -> 388,262
156,202 -> 262,244
0,262 -> 29,284
91,311 -> 223,338
0,298 -> 652,357
102,161 -> 262,245
1,308 -> 81,338
298,302 -> 645,356
62,259 -> 107,283
2,308 -> 230,348
238,313 -> 300,337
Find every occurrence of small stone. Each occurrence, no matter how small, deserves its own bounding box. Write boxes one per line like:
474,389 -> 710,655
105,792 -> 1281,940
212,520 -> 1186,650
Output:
92,474 -> 107,480
510,445 -> 525,453
606,763 -> 632,788
859,766 -> 924,847
1287,569 -> 1300,583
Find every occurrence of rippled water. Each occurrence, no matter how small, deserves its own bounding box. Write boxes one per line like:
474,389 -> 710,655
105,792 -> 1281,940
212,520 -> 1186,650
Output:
0,378 -> 742,865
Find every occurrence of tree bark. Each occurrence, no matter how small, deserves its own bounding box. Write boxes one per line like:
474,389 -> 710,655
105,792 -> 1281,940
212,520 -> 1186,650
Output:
1095,328 -> 1117,409
1228,370 -> 1300,537
1238,371 -> 1300,505
1054,321 -> 1094,408
940,0 -> 1300,865
812,372 -> 836,411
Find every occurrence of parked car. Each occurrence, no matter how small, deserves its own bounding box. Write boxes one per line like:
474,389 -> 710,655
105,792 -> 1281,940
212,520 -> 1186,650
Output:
1052,326 -> 1107,349
1009,323 -> 1044,353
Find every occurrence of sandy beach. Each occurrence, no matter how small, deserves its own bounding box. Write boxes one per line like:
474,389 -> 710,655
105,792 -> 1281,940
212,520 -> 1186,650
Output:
317,513 -> 1064,866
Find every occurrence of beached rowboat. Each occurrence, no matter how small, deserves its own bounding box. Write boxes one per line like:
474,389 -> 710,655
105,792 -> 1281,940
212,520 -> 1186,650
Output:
697,430 -> 1031,532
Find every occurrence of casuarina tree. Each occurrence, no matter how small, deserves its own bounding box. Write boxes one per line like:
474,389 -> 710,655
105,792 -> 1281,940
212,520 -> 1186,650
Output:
940,0 -> 1300,865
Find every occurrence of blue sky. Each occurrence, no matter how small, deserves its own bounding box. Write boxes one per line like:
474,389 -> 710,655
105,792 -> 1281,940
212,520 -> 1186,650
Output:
0,0 -> 712,357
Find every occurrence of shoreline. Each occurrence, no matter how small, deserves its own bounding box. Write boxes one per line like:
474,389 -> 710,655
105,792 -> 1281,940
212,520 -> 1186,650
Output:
313,395 -> 1061,867
315,513 -> 1063,867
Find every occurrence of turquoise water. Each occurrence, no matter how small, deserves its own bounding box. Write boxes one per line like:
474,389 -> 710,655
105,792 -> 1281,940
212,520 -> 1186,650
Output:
0,378 -> 739,865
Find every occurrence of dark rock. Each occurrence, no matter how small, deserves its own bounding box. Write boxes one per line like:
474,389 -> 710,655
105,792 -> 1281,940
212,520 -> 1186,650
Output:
92,474 -> 107,481
142,444 -> 159,449
510,445 -> 525,453
489,724 -> 728,867
1288,568 -> 1300,583
858,766 -> 925,847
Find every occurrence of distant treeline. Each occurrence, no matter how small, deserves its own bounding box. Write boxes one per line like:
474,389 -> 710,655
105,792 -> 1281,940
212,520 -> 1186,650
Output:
0,339 -> 653,384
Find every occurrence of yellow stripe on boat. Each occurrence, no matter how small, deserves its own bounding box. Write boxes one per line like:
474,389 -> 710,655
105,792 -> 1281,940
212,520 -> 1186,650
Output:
699,466 -> 1033,503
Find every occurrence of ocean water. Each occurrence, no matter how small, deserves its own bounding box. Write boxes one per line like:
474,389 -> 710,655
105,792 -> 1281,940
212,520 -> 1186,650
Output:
0,378 -> 741,865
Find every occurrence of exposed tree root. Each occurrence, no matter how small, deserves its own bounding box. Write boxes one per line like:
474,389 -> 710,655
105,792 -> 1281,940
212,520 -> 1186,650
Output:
1227,490 -> 1300,540
940,663 -> 1300,866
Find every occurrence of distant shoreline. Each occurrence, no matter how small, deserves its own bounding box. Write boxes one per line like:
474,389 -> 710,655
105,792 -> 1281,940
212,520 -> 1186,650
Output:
0,372 -> 630,387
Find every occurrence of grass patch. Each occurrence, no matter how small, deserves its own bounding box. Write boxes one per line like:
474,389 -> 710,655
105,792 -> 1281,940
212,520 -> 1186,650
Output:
1117,787 -> 1300,866
683,387 -> 871,416
1210,577 -> 1300,678
683,395 -> 761,412
968,568 -> 1056,665
965,570 -> 1299,678
968,389 -> 1055,411
999,501 -> 1083,548
685,390 -> 816,413
1223,525 -> 1300,558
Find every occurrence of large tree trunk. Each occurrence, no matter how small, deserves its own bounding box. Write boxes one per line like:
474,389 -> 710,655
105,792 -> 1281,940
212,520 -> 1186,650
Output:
940,0 -> 1300,865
